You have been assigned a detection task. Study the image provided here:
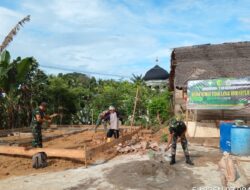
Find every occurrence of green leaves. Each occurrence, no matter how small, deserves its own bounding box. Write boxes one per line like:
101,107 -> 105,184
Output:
0,50 -> 35,93
0,52 -> 172,128
16,57 -> 34,83
0,50 -> 10,66
0,50 -> 38,129
147,91 -> 171,124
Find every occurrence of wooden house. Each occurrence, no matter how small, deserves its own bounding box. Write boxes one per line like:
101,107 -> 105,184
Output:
169,42 -> 250,137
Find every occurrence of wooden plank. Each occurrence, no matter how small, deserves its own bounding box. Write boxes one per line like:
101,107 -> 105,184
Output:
0,146 -> 85,160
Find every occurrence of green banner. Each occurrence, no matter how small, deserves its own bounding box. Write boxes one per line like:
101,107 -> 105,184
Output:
187,77 -> 250,110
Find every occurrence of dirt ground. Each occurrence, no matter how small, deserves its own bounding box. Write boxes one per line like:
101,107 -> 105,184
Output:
0,130 -> 109,180
0,127 -> 223,180
43,130 -> 105,148
0,127 -> 90,145
0,129 -> 68,142
0,147 -> 224,190
2,126 -> 249,190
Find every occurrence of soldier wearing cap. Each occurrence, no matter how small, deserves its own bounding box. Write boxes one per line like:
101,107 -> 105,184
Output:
165,112 -> 194,165
31,102 -> 56,148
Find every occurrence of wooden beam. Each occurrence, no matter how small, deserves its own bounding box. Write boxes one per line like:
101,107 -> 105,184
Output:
0,146 -> 85,160
130,87 -> 139,131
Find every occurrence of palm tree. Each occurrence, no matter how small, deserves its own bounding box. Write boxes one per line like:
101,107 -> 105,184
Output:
131,74 -> 144,86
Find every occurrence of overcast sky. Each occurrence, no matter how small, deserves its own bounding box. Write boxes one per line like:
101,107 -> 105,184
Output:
1,0 -> 250,79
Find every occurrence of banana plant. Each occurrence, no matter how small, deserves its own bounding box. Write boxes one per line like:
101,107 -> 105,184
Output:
0,50 -> 36,93
0,50 -> 36,129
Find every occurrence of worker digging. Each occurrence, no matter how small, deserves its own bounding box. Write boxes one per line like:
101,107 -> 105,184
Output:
94,106 -> 121,142
165,112 -> 194,165
107,106 -> 120,142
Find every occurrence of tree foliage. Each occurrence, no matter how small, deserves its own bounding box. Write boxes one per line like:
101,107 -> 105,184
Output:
0,50 -> 38,129
0,51 -> 171,129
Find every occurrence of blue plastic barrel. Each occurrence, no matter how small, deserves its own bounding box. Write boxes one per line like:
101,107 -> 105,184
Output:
231,126 -> 250,156
220,122 -> 234,153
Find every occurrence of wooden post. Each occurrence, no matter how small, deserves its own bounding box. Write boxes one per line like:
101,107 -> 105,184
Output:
84,144 -> 87,168
91,109 -> 94,125
130,87 -> 139,131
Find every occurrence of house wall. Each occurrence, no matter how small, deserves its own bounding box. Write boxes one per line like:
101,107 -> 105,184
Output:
186,121 -> 219,138
196,109 -> 250,121
174,89 -> 186,114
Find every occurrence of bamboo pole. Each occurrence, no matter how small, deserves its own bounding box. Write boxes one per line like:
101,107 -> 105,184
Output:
130,87 -> 139,131
0,146 -> 85,160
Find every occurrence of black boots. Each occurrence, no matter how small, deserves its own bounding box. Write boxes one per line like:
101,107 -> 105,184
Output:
170,155 -> 176,165
186,156 -> 194,165
170,155 -> 194,165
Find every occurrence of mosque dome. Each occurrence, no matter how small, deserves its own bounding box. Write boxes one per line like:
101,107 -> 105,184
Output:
143,65 -> 169,81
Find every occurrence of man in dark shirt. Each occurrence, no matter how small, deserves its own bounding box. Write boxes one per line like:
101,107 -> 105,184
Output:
31,102 -> 56,148
165,114 -> 194,165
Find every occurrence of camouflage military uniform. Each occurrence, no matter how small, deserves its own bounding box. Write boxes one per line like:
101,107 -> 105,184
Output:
31,108 -> 45,148
169,119 -> 190,157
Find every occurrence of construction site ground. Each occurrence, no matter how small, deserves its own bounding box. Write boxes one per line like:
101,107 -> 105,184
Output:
0,127 -> 249,190
0,128 -> 111,179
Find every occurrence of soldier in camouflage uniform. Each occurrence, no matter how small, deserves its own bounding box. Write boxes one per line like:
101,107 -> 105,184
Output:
165,114 -> 194,165
31,102 -> 52,148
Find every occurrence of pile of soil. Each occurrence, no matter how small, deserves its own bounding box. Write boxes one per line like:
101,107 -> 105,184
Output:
106,160 -> 203,190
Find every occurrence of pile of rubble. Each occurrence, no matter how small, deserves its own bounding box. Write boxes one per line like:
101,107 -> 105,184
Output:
116,140 -> 161,154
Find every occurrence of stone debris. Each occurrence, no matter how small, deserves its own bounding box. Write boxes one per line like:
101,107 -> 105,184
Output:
116,140 -> 160,154
149,142 -> 160,151
141,141 -> 149,150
